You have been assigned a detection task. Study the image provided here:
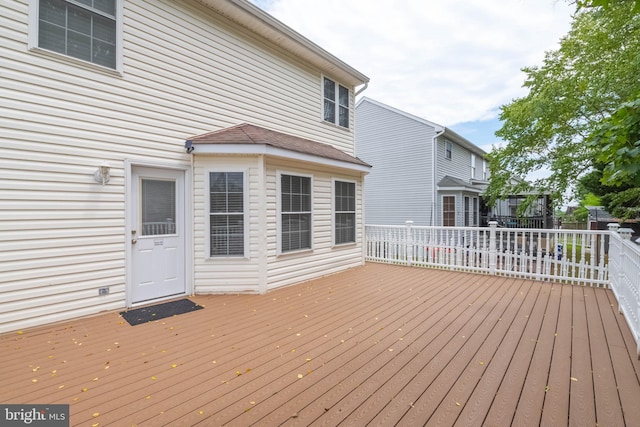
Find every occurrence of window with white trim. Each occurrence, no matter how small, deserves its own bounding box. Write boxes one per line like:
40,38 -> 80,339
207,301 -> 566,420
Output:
35,0 -> 118,69
281,174 -> 312,252
443,195 -> 456,226
471,154 -> 476,178
209,172 -> 244,257
483,160 -> 487,180
472,197 -> 478,226
323,77 -> 349,128
445,141 -> 452,160
464,196 -> 471,226
334,180 -> 355,245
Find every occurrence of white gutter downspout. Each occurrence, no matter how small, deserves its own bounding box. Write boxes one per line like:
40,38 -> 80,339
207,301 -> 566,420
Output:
432,128 -> 445,226
355,82 -> 369,97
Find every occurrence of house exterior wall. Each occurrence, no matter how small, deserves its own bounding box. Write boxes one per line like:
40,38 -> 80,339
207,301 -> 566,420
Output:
0,0 -> 363,333
434,138 -> 484,227
192,155 -> 365,293
355,98 -> 488,228
355,99 -> 435,226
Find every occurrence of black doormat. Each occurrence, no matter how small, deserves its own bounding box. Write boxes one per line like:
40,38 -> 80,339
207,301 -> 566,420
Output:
120,298 -> 204,326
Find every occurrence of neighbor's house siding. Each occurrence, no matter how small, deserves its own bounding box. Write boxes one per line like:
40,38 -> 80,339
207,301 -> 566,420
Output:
355,97 -> 488,228
436,138 -> 473,186
355,99 -> 435,226
0,0 -> 360,333
192,155 -> 365,293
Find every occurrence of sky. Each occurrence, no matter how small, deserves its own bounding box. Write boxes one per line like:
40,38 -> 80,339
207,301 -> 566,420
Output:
248,0 -> 575,152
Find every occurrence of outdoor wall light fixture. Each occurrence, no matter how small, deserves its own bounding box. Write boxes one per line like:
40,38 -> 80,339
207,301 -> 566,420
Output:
94,161 -> 111,185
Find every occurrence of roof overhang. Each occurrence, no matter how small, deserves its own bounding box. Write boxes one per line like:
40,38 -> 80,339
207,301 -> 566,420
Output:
186,123 -> 372,174
193,0 -> 369,87
190,142 -> 371,173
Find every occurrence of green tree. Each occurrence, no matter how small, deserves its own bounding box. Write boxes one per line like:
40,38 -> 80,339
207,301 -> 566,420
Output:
485,2 -> 640,212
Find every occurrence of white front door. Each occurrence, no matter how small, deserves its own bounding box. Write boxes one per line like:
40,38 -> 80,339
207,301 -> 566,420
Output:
130,167 -> 186,303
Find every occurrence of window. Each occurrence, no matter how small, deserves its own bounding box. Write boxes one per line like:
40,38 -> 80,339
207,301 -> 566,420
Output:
334,181 -> 356,245
35,0 -> 118,69
443,195 -> 456,226
209,172 -> 244,257
472,197 -> 478,226
445,141 -> 452,160
323,77 -> 349,128
464,196 -> 471,226
141,179 -> 176,236
471,154 -> 476,178
482,160 -> 487,180
281,174 -> 312,252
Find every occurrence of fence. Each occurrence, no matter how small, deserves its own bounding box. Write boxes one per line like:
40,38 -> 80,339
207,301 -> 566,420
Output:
365,221 -> 640,355
607,225 -> 640,356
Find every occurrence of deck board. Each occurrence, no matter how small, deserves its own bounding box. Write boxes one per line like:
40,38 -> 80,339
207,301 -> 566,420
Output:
1,263 -> 639,427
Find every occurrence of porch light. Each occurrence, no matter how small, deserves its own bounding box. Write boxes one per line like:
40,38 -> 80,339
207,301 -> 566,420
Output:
94,161 -> 111,185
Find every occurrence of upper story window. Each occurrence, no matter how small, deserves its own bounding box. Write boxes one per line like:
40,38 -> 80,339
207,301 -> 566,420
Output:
323,77 -> 350,128
334,180 -> 356,245
483,160 -> 488,180
281,174 -> 312,252
34,0 -> 118,69
445,141 -> 452,160
209,172 -> 245,257
471,154 -> 476,178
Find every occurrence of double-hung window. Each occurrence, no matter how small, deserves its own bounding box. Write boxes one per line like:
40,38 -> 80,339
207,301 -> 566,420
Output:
209,172 -> 244,257
334,180 -> 356,245
34,0 -> 118,69
445,141 -> 452,160
281,174 -> 312,252
323,77 -> 350,128
471,154 -> 476,179
443,195 -> 456,227
464,196 -> 471,226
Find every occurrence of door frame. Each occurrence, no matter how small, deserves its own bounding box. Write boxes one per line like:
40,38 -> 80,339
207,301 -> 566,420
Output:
125,159 -> 193,307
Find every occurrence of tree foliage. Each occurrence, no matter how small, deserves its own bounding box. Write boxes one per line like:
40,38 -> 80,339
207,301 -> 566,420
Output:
485,2 -> 640,214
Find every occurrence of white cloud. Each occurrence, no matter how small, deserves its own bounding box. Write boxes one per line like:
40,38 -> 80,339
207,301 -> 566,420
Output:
251,0 -> 573,126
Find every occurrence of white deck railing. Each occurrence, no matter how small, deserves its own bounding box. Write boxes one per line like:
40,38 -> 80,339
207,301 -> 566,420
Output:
365,221 -> 640,356
607,225 -> 640,356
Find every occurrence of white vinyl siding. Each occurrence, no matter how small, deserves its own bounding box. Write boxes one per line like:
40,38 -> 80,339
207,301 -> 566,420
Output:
355,99 -> 436,226
0,0 -> 361,333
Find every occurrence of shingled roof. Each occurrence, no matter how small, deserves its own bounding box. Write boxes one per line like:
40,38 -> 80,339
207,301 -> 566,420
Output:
187,123 -> 371,168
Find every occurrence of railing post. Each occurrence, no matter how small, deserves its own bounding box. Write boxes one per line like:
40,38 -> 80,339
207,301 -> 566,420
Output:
406,221 -> 414,267
489,221 -> 498,275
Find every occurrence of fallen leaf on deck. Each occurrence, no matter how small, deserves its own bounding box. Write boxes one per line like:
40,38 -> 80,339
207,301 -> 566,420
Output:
571,377 -> 578,382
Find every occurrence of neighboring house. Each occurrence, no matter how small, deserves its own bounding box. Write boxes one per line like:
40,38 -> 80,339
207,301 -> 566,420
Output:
355,97 -> 488,227
0,0 -> 370,333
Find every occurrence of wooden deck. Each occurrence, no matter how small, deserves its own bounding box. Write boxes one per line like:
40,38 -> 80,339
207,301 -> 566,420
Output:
2,263 -> 639,426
